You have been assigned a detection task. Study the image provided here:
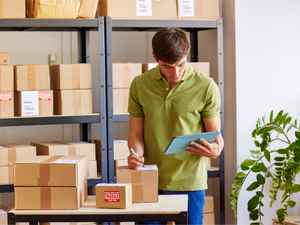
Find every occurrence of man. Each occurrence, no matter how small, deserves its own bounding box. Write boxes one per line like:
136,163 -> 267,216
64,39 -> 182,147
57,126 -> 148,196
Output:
127,28 -> 224,225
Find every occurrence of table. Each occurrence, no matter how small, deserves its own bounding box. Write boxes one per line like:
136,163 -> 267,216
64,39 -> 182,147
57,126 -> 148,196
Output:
8,195 -> 188,225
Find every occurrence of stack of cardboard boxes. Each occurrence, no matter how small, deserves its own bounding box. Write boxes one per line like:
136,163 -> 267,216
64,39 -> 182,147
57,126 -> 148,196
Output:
0,0 -> 25,18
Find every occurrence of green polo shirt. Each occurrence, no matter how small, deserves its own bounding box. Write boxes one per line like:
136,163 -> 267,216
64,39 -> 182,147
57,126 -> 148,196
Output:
128,65 -> 220,191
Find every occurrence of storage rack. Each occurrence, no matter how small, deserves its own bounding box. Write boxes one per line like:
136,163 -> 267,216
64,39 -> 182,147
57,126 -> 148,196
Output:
0,18 -> 108,194
104,17 -> 225,224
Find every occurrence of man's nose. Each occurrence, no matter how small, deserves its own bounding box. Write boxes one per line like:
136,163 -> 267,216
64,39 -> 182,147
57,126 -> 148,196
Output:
170,66 -> 180,75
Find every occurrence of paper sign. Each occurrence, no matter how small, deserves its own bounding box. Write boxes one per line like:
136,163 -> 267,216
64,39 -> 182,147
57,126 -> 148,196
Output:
21,91 -> 38,116
104,191 -> 120,202
178,0 -> 195,17
137,165 -> 158,171
53,159 -> 79,164
136,0 -> 152,16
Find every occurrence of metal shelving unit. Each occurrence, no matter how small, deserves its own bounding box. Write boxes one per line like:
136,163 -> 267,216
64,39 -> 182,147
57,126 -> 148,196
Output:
104,17 -> 225,224
0,18 -> 108,193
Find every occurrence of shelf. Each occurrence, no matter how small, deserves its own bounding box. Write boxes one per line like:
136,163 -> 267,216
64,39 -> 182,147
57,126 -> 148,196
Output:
0,184 -> 14,193
0,113 -> 101,127
112,114 -> 129,122
0,18 -> 99,31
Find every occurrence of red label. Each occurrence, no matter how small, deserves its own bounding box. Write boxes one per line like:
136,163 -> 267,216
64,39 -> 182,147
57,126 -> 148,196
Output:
104,191 -> 120,202
0,93 -> 12,101
39,92 -> 52,101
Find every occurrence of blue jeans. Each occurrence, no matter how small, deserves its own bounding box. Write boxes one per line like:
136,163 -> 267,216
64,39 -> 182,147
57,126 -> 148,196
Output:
142,189 -> 206,225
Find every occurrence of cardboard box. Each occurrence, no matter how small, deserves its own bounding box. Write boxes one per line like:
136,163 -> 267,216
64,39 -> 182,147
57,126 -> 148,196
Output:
0,92 -> 13,118
26,0 -> 80,18
54,89 -> 93,115
0,0 -> 26,18
96,183 -> 132,209
113,88 -> 129,115
93,139 -> 101,175
114,140 -> 129,160
0,210 -> 7,225
203,196 -> 215,225
88,160 -> 97,178
98,0 -> 177,20
0,65 -> 13,91
14,65 -> 50,91
67,142 -> 96,161
0,145 -> 36,166
50,64 -> 92,90
115,159 -> 128,169
79,0 -> 99,18
112,63 -> 141,88
177,0 -> 221,19
0,166 -> 13,184
15,90 -> 53,116
0,53 -> 9,64
15,186 -> 79,210
116,165 -> 158,203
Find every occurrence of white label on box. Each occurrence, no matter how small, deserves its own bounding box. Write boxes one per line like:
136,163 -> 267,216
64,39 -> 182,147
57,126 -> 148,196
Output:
136,0 -> 152,16
178,0 -> 195,17
21,91 -> 39,116
53,159 -> 79,164
137,164 -> 158,171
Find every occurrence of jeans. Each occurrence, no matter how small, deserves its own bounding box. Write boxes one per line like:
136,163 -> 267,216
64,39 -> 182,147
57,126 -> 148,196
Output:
142,189 -> 206,225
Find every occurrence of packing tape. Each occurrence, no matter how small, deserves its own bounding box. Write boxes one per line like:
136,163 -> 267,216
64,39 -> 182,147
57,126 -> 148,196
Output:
39,163 -> 50,186
40,187 -> 51,209
27,65 -> 37,90
7,146 -> 17,166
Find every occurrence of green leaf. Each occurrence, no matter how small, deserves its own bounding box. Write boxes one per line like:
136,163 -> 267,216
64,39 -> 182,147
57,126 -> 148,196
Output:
250,209 -> 259,220
277,148 -> 288,154
276,208 -> 286,222
274,157 -> 285,161
269,110 -> 274,122
247,181 -> 260,191
264,150 -> 271,162
248,195 -> 259,211
241,159 -> 256,170
296,131 -> 300,139
251,163 -> 267,172
287,200 -> 296,208
291,184 -> 300,193
257,174 -> 265,185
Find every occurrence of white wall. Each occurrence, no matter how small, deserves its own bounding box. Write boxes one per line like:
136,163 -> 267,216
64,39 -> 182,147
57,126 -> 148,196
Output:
235,0 -> 300,224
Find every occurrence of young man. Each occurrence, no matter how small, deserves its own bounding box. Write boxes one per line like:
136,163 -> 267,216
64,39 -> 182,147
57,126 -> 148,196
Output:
127,28 -> 224,225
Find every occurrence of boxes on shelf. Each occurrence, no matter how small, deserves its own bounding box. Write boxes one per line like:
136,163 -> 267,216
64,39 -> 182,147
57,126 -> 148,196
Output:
50,64 -> 92,90
88,160 -> 97,178
114,140 -> 129,160
204,196 -> 215,225
112,63 -> 142,88
79,0 -> 99,18
113,88 -> 129,115
0,0 -> 26,18
116,165 -> 158,203
26,0 -> 81,18
66,142 -> 96,161
15,90 -> 53,116
98,0 -> 177,20
0,92 -> 14,118
96,183 -> 132,209
14,65 -> 50,91
0,53 -> 10,64
0,65 -> 13,91
33,142 -> 72,156
0,145 -> 36,166
54,89 -> 93,115
0,166 -> 14,184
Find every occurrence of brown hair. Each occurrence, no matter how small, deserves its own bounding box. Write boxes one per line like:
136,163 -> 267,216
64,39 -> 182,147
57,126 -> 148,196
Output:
152,28 -> 190,63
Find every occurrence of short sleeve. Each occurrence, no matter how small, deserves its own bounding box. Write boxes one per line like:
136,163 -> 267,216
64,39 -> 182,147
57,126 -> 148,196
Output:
201,79 -> 221,118
128,77 -> 144,117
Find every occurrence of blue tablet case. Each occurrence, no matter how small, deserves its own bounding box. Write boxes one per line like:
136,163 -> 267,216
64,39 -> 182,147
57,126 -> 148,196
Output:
165,131 -> 221,155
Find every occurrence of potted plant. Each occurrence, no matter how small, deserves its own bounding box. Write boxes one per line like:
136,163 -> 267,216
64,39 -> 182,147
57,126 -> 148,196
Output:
230,110 -> 300,225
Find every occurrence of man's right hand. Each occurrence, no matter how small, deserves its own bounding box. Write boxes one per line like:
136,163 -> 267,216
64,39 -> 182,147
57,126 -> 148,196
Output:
128,154 -> 144,169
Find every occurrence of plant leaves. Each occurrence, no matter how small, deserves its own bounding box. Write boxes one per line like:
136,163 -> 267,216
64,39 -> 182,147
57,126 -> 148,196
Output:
247,181 -> 260,191
250,209 -> 259,220
291,184 -> 300,193
257,174 -> 265,185
287,200 -> 296,208
248,195 -> 259,211
276,208 -> 286,222
251,163 -> 267,173
241,159 -> 256,170
264,150 -> 271,162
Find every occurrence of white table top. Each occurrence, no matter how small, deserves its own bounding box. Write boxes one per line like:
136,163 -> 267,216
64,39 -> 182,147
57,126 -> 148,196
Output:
10,194 -> 188,215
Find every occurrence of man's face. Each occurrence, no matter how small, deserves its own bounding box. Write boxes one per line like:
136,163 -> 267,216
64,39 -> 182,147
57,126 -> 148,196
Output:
157,56 -> 187,85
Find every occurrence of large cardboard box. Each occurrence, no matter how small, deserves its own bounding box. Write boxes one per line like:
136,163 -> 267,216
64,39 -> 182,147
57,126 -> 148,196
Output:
113,88 -> 129,115
50,64 -> 92,90
0,53 -> 10,64
67,142 -> 96,161
14,65 -> 50,91
15,90 -> 53,116
98,0 -> 177,20
96,183 -> 132,209
0,145 -> 36,166
114,140 -> 129,160
0,0 -> 26,18
26,0 -> 80,18
0,166 -> 13,184
177,0 -> 221,19
88,160 -> 97,178
0,92 -> 13,118
54,89 -> 93,115
0,65 -> 13,91
79,0 -> 99,18
116,165 -> 158,203
112,63 -> 141,88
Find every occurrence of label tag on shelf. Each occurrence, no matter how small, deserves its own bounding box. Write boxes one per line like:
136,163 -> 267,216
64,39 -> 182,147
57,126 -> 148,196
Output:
21,91 -> 39,116
136,0 -> 152,16
178,0 -> 195,17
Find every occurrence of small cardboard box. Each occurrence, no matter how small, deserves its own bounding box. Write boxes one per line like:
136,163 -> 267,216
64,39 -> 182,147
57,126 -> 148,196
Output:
15,186 -> 79,210
14,65 -> 50,91
0,145 -> 36,166
0,166 -> 14,184
79,0 -> 99,18
67,142 -> 96,161
0,0 -> 26,18
0,65 -> 13,91
96,183 -> 132,209
113,88 -> 129,115
0,92 -> 13,118
98,0 -> 177,20
88,160 -> 97,178
38,90 -> 54,116
116,165 -> 158,203
50,64 -> 92,90
26,0 -> 80,18
0,53 -> 10,64
114,140 -> 129,160
54,89 -> 93,115
112,63 -> 141,88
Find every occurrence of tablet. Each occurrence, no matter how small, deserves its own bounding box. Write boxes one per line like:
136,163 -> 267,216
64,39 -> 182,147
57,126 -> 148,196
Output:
164,131 -> 221,155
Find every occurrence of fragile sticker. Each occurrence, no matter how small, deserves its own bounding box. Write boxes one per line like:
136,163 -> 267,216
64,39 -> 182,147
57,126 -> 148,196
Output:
0,93 -> 12,101
104,191 -> 120,202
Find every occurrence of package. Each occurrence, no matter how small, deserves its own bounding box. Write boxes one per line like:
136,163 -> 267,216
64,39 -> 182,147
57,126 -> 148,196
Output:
0,65 -> 13,91
115,159 -> 128,169
26,0 -> 80,18
54,89 -> 93,115
116,165 -> 158,203
0,53 -> 9,64
96,183 -> 132,209
15,90 -> 53,117
0,92 -> 13,118
112,63 -> 142,88
0,166 -> 14,184
204,196 -> 215,225
114,140 -> 129,160
79,0 -> 99,18
113,88 -> 129,115
177,0 -> 221,19
50,64 -> 92,90
67,142 -> 96,161
88,160 -> 97,177
0,0 -> 26,18
93,139 -> 101,174
0,145 -> 36,166
98,0 -> 177,20
14,65 -> 50,91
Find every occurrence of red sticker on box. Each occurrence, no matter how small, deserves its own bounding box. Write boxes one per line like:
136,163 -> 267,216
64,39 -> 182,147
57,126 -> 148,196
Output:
39,92 -> 52,101
104,191 -> 120,202
0,93 -> 12,101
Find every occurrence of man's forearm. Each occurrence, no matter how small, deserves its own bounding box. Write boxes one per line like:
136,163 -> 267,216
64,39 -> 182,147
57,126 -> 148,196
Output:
128,135 -> 144,156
